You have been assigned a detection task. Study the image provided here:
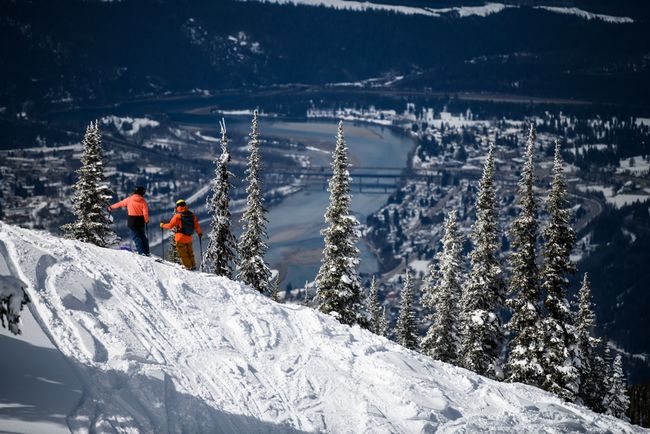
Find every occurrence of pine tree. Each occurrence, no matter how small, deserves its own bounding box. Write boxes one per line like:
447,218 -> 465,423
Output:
576,273 -> 603,410
204,119 -> 237,277
603,354 -> 630,421
460,143 -> 506,379
395,270 -> 418,350
540,140 -> 579,401
506,124 -> 544,387
271,275 -> 282,303
595,345 -> 614,413
368,276 -> 383,335
61,121 -> 115,246
237,111 -> 272,294
165,231 -> 182,265
421,210 -> 463,363
379,306 -> 390,338
314,121 -> 363,326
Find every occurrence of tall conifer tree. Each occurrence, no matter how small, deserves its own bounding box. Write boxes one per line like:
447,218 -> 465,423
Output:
315,121 -> 363,325
204,119 -> 237,277
396,270 -> 418,350
165,232 -> 182,265
460,143 -> 505,379
237,111 -> 271,293
603,354 -> 630,421
379,306 -> 390,338
506,124 -> 544,387
576,273 -> 603,410
540,140 -> 579,401
421,210 -> 463,363
61,121 -> 115,247
368,276 -> 383,335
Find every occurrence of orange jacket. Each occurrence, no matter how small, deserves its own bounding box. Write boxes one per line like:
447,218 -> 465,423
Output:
162,206 -> 202,243
110,194 -> 149,226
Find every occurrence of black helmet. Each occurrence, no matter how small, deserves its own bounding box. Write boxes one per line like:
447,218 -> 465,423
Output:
134,186 -> 146,196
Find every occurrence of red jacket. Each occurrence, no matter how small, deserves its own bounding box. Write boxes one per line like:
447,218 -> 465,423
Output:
110,194 -> 149,228
162,205 -> 202,243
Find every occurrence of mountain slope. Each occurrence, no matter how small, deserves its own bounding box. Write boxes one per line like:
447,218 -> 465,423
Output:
0,222 -> 643,433
2,0 -> 649,118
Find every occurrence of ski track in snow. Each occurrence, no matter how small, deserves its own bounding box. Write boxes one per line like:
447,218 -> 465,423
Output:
0,222 -> 645,433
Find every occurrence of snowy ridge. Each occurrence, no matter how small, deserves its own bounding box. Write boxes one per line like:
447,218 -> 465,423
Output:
245,0 -> 634,22
0,222 -> 644,433
245,0 -> 509,18
534,6 -> 634,24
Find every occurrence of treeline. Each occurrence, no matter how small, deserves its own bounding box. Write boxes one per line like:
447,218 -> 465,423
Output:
61,115 -> 632,421
334,125 -> 631,419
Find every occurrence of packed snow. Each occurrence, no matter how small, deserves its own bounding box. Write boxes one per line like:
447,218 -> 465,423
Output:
0,222 -> 644,433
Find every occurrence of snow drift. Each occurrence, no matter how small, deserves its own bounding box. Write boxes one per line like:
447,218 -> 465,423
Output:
0,222 -> 643,433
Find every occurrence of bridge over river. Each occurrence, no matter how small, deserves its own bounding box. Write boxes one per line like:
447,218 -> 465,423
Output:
265,165 -> 488,193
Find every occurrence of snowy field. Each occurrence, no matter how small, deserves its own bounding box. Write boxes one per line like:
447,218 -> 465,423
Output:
0,222 -> 644,433
577,185 -> 650,209
617,155 -> 650,176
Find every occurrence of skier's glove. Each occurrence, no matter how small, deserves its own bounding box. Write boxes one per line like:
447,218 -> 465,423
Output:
199,233 -> 203,239
107,206 -> 112,213
159,222 -> 164,228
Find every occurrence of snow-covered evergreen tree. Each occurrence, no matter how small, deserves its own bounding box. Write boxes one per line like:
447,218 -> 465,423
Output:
165,231 -> 182,265
314,121 -> 363,326
459,143 -> 506,379
379,306 -> 390,338
271,276 -> 282,303
61,121 -> 115,246
421,210 -> 464,363
237,111 -> 272,294
576,273 -> 603,410
396,270 -> 418,350
540,140 -> 579,401
506,124 -> 545,387
603,354 -> 630,421
368,276 -> 383,335
204,119 -> 237,278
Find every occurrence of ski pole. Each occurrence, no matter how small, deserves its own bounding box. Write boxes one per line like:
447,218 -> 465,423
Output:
198,235 -> 203,271
161,226 -> 164,259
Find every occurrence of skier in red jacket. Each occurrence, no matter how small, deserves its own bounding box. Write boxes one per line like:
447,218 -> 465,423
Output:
108,186 -> 150,255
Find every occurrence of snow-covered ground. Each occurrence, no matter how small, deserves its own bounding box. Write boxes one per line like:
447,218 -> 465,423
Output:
101,116 -> 160,137
0,222 -> 644,433
617,155 -> 650,176
577,185 -> 650,209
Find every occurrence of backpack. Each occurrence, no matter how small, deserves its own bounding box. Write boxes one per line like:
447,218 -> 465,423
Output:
177,211 -> 195,236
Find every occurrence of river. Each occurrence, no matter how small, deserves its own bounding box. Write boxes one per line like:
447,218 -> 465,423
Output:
227,119 -> 415,288
46,102 -> 415,288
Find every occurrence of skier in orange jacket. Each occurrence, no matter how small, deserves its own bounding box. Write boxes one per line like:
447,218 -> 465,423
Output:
109,186 -> 150,255
160,199 -> 203,270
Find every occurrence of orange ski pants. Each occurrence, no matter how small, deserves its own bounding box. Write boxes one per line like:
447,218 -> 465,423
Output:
176,241 -> 196,270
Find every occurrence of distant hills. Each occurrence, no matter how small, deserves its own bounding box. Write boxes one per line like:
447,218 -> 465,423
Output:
1,0 -> 649,117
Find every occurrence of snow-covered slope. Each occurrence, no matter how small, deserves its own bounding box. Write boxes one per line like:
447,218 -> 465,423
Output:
0,222 -> 643,433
